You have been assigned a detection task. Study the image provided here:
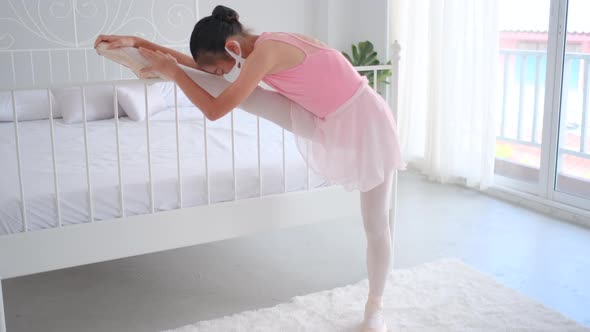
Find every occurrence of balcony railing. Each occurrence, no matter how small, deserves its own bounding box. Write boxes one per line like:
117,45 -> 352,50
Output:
497,49 -> 590,195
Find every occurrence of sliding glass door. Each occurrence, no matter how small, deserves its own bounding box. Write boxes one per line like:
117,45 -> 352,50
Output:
496,0 -> 590,211
495,0 -> 551,193
551,0 -> 590,208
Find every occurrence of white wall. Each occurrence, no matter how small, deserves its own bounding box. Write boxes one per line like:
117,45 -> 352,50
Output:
308,0 -> 390,62
0,0 -> 199,49
0,0 -> 390,88
198,0 -> 309,34
0,0 -> 202,87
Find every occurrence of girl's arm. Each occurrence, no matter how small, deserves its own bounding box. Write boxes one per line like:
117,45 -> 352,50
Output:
137,39 -> 199,70
137,43 -> 277,121
94,35 -> 199,70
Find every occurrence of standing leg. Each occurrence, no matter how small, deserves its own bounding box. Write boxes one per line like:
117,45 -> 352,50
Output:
359,169 -> 395,332
0,278 -> 6,332
389,170 -> 399,263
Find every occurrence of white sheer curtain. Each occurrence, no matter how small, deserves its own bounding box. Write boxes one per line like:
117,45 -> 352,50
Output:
391,0 -> 499,189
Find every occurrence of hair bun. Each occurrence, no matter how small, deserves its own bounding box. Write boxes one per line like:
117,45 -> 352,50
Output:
212,5 -> 239,24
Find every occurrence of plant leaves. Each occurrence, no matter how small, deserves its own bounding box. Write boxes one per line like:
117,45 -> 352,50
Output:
352,45 -> 360,64
342,40 -> 394,89
359,41 -> 374,56
357,42 -> 367,64
364,51 -> 378,66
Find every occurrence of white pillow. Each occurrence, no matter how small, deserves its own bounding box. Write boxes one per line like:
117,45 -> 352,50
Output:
0,90 -> 60,122
157,81 -> 194,108
116,82 -> 167,121
52,86 -> 124,124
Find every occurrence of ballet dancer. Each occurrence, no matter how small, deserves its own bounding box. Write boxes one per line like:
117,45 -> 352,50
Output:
94,5 -> 405,331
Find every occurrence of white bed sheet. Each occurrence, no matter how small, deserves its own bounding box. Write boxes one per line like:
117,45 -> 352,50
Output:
0,106 -> 327,235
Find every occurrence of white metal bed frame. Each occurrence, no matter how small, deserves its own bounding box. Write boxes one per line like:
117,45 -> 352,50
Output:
0,42 -> 401,332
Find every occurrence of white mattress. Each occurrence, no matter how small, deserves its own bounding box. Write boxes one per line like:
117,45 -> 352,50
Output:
0,107 -> 327,235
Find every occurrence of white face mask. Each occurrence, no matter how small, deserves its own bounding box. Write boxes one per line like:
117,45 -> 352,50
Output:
224,42 -> 245,83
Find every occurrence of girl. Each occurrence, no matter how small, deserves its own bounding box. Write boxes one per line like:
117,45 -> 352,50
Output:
95,5 -> 405,332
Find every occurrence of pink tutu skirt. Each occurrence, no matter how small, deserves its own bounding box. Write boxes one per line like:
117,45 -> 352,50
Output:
289,79 -> 406,192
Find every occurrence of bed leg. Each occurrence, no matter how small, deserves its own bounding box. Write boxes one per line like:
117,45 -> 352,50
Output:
0,278 -> 6,332
389,170 -> 399,267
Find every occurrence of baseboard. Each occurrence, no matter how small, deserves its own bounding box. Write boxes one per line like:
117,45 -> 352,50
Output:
485,185 -> 590,229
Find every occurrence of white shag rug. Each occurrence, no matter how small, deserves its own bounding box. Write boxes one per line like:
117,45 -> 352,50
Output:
163,259 -> 588,332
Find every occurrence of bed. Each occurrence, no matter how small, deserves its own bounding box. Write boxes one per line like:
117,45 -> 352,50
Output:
0,105 -> 326,234
0,43 -> 401,332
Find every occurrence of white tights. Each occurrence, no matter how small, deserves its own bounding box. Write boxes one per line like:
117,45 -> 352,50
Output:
182,67 -> 393,328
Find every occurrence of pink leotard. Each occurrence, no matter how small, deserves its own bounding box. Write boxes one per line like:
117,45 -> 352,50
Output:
254,32 -> 365,119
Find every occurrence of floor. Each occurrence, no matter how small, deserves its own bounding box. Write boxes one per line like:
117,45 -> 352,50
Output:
3,171 -> 590,332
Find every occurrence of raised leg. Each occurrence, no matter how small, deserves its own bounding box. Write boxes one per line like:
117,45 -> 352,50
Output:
0,278 -> 6,332
180,65 -> 319,139
98,46 -> 319,138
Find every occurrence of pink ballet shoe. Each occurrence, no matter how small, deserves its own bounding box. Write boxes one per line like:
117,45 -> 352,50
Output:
95,42 -> 162,79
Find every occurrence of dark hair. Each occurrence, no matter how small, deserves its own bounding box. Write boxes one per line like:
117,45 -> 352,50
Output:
190,5 -> 244,64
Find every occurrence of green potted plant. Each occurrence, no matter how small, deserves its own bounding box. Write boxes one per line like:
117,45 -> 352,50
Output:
342,41 -> 392,91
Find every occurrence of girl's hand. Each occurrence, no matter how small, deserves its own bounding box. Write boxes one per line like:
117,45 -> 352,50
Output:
138,47 -> 180,80
94,34 -> 141,50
